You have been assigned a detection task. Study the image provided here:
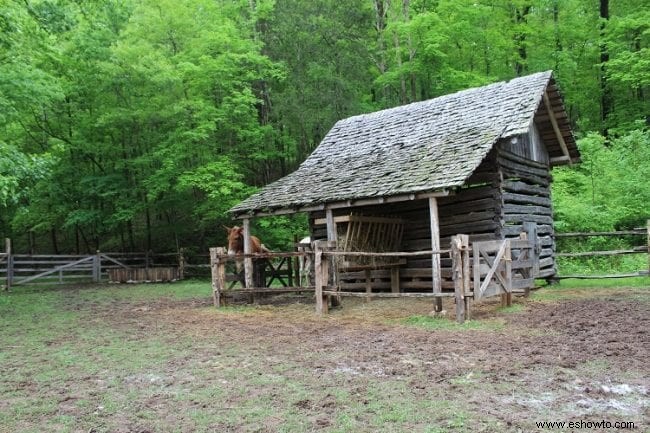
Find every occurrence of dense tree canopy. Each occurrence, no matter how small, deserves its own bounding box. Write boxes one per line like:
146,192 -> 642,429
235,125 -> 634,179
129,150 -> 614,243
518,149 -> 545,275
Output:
1,0 -> 648,254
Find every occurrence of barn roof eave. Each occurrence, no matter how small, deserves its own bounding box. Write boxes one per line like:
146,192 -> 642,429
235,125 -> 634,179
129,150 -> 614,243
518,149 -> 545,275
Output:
230,189 -> 454,219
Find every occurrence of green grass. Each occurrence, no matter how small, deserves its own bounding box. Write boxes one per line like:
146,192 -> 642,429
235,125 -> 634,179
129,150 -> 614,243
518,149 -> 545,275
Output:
400,314 -> 505,331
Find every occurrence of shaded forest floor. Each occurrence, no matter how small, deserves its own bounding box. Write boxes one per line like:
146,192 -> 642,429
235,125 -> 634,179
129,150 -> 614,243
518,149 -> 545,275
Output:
1,281 -> 648,432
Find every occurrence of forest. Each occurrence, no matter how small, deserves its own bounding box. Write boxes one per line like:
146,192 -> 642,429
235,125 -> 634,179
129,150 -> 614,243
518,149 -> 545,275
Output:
0,0 -> 648,258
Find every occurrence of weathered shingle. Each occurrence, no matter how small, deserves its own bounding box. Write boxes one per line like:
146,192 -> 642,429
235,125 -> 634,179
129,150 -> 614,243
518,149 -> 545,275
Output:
231,71 -> 569,216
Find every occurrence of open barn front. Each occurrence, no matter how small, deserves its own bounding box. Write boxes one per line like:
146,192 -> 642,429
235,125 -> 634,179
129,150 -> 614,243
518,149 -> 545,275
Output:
210,226 -> 540,323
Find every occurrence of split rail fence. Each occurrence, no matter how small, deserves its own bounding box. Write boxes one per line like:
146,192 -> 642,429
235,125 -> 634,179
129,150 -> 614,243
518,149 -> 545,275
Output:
210,232 -> 537,323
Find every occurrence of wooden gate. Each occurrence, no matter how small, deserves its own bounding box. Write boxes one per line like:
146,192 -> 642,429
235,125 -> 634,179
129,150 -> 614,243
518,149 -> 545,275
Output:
473,234 -> 537,302
473,239 -> 512,300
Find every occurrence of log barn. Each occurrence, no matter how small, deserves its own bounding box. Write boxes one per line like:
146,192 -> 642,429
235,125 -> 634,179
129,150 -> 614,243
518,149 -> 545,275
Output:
229,71 -> 580,295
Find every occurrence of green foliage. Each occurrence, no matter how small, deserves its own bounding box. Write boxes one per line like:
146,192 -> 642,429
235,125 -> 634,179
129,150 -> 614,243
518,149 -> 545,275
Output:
553,129 -> 650,232
0,0 -> 648,255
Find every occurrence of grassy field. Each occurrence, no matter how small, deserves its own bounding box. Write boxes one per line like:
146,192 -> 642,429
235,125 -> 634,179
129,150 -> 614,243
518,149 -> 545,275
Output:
0,279 -> 648,432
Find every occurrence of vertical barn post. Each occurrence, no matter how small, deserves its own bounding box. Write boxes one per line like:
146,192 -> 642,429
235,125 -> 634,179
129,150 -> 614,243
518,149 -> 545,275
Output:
459,235 -> 471,319
314,242 -> 324,313
325,209 -> 339,306
5,238 -> 12,291
210,247 -> 226,307
500,240 -> 512,307
429,197 -> 442,312
242,218 -> 253,289
451,235 -> 465,323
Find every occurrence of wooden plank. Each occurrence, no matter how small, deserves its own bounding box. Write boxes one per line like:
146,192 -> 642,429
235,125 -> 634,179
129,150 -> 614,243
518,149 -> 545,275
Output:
497,152 -> 550,178
497,147 -> 550,170
325,208 -> 337,242
556,272 -> 648,279
555,230 -> 645,237
314,215 -> 405,226
314,247 -> 324,314
222,287 -> 316,294
477,240 -> 508,299
429,197 -> 442,312
100,254 -> 131,270
556,249 -> 647,258
503,204 -> 553,216
12,256 -> 94,286
5,238 -> 11,291
326,250 -> 448,258
322,291 -> 457,298
502,192 -> 552,207
502,180 -> 550,196
543,90 -> 571,163
242,218 -> 253,289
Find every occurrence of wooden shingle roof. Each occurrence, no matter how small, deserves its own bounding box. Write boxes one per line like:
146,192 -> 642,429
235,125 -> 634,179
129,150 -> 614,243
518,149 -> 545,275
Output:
231,71 -> 578,217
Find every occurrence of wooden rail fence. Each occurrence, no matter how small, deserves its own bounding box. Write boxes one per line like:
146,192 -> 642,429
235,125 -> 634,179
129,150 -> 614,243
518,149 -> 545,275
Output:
554,220 -> 650,279
1,239 -> 184,289
211,233 -> 538,323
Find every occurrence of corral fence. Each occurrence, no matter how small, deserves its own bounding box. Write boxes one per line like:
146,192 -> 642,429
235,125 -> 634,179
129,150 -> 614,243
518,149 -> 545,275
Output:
0,239 -> 190,289
555,220 -> 650,279
210,231 -> 539,323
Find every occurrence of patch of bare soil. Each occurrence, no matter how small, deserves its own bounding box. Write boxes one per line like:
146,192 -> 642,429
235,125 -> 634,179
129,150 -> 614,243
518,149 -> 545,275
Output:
72,290 -> 650,431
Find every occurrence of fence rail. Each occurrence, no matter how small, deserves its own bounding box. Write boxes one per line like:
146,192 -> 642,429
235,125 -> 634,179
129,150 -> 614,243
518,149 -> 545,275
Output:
555,220 -> 650,279
0,239 -> 195,288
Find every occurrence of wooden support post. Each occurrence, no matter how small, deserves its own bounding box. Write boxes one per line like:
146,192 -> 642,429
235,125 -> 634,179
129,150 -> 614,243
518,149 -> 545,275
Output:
4,238 -> 11,291
451,235 -> 465,323
210,247 -> 226,307
325,209 -> 340,306
93,250 -> 101,283
429,197 -> 442,312
242,218 -> 253,289
325,208 -> 337,242
314,242 -> 327,314
501,240 -> 512,307
178,248 -> 185,280
460,235 -> 471,319
647,220 -> 650,276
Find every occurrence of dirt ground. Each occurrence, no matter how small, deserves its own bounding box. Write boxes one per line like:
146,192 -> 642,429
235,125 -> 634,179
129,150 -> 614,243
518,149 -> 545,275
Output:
2,284 -> 649,432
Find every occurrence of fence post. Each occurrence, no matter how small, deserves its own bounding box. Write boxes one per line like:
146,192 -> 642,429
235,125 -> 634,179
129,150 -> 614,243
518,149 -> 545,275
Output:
4,238 -> 12,291
460,235 -> 471,319
178,248 -> 185,280
314,241 -> 331,314
210,247 -> 226,307
93,250 -> 101,283
647,220 -> 649,276
451,235 -> 469,323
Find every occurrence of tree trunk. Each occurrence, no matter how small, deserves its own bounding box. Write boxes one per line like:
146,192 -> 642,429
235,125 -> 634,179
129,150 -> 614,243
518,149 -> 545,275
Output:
599,0 -> 611,136
513,4 -> 531,76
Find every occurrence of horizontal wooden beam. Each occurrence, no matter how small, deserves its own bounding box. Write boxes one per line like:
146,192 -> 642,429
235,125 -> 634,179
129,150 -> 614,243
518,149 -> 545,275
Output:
322,290 -> 459,298
232,190 -> 452,218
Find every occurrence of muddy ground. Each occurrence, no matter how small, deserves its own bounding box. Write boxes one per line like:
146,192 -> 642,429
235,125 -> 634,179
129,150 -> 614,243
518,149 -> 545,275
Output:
2,284 -> 649,432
